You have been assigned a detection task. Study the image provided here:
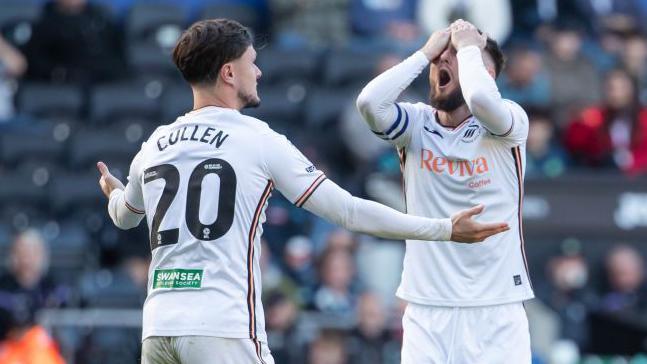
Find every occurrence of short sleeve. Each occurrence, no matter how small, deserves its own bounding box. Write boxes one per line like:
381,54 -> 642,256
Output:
123,146 -> 146,214
493,100 -> 529,145
263,132 -> 327,207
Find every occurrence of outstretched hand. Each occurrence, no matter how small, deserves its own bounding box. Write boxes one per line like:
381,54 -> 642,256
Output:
449,19 -> 487,51
450,204 -> 509,243
97,161 -> 125,198
420,28 -> 451,61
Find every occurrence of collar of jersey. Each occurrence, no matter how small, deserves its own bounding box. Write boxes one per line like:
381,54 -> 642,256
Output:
432,111 -> 474,133
185,105 -> 240,116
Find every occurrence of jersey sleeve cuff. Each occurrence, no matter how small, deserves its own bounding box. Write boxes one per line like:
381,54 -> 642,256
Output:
440,218 -> 452,241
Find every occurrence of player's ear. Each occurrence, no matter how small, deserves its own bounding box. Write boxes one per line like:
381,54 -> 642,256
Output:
219,63 -> 236,86
481,53 -> 497,79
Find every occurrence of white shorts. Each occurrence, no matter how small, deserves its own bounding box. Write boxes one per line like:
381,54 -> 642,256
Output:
402,302 -> 531,364
142,336 -> 274,364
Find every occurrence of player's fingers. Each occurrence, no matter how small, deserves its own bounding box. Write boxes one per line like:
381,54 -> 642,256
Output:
476,222 -> 509,231
476,226 -> 510,241
97,161 -> 111,177
463,204 -> 484,217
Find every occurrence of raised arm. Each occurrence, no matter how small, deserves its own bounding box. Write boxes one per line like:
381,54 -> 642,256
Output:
451,20 -> 513,136
356,30 -> 450,146
97,157 -> 145,230
304,179 -> 508,243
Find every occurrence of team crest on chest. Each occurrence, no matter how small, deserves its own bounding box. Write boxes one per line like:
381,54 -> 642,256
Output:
461,124 -> 480,143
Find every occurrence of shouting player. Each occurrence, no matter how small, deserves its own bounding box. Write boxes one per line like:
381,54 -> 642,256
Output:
357,20 -> 534,363
96,19 -> 509,364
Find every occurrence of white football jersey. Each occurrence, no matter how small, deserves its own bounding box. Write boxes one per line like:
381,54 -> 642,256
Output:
390,100 -> 534,307
120,106 -> 326,342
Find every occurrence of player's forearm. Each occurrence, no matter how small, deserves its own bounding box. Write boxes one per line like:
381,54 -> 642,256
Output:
457,46 -> 512,136
303,180 -> 452,241
108,189 -> 144,229
356,51 -> 428,132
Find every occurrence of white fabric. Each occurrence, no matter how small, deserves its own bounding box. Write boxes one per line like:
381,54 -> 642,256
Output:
357,50 -> 534,307
401,302 -> 531,364
142,336 -> 274,364
356,51 -> 429,148
457,46 -> 514,137
106,105 -> 456,344
304,179 -> 452,241
112,106 -> 327,342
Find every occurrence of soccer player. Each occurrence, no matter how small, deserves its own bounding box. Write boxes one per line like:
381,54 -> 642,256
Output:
96,19 -> 509,364
356,20 -> 534,363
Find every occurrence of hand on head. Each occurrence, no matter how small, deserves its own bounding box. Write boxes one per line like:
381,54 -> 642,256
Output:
449,19 -> 487,51
420,28 -> 451,61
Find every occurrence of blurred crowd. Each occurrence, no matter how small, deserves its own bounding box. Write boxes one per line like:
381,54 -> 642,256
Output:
1,0 -> 647,363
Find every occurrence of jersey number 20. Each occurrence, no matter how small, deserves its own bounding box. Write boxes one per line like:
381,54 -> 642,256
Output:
143,158 -> 237,250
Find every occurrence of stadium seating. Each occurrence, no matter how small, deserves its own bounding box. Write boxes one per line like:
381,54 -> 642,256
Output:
160,84 -> 194,122
200,4 -> 260,31
67,128 -> 141,169
126,3 -> 187,47
243,82 -> 306,135
89,82 -> 160,125
0,0 -> 40,46
257,47 -> 320,85
323,49 -> 381,87
0,126 -> 65,167
17,83 -> 84,120
48,172 -> 105,214
304,86 -> 357,127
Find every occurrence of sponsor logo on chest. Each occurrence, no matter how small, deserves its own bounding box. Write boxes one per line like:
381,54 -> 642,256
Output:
420,149 -> 489,177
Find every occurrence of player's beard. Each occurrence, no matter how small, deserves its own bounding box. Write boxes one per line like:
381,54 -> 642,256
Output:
238,90 -> 260,109
430,86 -> 465,112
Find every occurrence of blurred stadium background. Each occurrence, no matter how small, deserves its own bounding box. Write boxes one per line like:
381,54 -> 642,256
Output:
1,0 -> 647,363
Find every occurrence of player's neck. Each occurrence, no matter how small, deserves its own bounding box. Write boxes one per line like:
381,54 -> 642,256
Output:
192,86 -> 242,111
436,105 -> 472,128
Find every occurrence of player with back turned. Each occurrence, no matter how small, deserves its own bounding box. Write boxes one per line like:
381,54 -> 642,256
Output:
96,19 -> 509,364
357,20 -> 534,363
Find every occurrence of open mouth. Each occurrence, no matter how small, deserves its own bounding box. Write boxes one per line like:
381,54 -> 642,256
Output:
439,69 -> 451,88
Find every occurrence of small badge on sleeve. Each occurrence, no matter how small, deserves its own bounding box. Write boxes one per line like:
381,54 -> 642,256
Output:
513,275 -> 522,286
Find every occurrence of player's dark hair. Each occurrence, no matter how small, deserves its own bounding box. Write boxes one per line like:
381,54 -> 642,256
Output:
484,37 -> 505,78
172,19 -> 253,85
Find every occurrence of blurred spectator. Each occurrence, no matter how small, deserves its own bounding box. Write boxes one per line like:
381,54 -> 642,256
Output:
542,252 -> 598,350
0,35 -> 27,121
544,24 -> 601,125
564,68 -> 647,174
600,244 -> 647,314
417,0 -> 512,43
311,247 -> 359,314
621,34 -> 647,102
25,0 -> 126,85
0,230 -> 68,324
349,0 -> 420,51
0,312 -> 65,364
525,109 -> 568,178
283,236 -> 316,296
269,0 -> 349,49
265,291 -> 303,364
308,330 -> 348,364
497,45 -> 551,108
572,0 -> 647,35
347,292 -> 391,363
